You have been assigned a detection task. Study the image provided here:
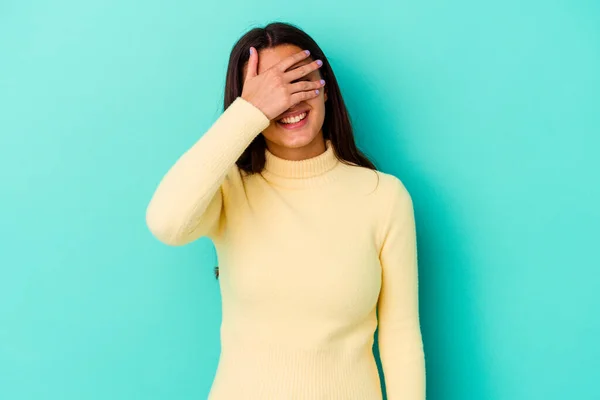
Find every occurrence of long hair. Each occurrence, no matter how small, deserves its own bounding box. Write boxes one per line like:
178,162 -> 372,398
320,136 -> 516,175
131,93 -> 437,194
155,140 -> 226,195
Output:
215,21 -> 380,280
224,21 -> 378,174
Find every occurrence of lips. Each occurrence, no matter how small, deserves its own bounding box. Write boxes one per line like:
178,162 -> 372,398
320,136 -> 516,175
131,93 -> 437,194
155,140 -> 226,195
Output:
277,109 -> 310,121
276,109 -> 310,130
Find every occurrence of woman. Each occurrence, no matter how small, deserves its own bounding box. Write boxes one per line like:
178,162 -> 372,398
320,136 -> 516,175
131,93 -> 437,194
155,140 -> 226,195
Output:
146,21 -> 425,400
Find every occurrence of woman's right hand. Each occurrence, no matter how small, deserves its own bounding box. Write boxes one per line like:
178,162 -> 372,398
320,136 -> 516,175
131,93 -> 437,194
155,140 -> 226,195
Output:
241,47 -> 325,121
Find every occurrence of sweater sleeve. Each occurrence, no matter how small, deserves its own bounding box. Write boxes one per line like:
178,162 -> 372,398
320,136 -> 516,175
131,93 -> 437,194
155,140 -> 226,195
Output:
377,177 -> 426,399
145,96 -> 271,246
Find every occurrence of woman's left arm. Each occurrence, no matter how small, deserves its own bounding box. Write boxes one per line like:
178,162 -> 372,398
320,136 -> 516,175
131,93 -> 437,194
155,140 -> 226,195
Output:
377,177 -> 426,399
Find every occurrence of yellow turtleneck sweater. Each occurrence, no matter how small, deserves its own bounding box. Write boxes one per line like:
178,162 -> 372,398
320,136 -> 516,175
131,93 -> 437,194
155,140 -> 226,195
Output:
145,97 -> 426,399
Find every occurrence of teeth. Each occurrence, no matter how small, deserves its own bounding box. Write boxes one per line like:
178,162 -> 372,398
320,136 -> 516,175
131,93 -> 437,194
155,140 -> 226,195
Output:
279,112 -> 307,124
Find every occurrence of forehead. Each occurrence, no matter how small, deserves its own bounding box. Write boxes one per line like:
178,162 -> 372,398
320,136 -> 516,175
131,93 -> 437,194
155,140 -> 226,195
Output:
249,44 -> 314,75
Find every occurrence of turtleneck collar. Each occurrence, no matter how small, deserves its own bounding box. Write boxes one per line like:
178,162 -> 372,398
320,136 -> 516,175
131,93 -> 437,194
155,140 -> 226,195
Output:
260,139 -> 343,189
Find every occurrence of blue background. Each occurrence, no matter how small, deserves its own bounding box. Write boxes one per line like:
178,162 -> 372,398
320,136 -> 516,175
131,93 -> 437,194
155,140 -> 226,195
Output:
1,1 -> 599,399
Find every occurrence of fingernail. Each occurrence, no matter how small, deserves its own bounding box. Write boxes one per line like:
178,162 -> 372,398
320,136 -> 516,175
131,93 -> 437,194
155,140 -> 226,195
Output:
320,79 -> 325,85
249,47 -> 253,55
315,89 -> 320,94
316,60 -> 323,66
304,50 -> 310,55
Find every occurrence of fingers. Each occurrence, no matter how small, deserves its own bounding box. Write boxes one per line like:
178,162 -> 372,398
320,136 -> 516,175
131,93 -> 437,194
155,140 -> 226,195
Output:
288,79 -> 325,94
274,49 -> 312,73
289,87 -> 322,105
284,59 -> 323,83
244,47 -> 258,82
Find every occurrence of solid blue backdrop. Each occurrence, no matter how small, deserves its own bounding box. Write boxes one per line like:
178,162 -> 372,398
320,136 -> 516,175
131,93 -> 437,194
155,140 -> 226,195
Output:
1,1 -> 598,399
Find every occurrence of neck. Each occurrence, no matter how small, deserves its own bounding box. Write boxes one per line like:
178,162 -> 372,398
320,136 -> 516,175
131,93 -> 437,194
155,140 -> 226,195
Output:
264,134 -> 326,161
261,138 -> 344,189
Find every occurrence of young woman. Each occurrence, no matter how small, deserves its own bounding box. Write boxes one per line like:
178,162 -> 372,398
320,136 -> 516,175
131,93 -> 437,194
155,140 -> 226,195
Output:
146,22 -> 425,400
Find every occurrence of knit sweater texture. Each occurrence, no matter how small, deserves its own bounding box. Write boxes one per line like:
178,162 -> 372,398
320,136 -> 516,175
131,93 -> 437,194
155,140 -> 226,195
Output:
145,96 -> 426,399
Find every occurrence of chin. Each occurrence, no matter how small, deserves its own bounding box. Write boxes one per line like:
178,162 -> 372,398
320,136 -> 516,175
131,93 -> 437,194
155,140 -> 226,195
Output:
276,130 -> 319,148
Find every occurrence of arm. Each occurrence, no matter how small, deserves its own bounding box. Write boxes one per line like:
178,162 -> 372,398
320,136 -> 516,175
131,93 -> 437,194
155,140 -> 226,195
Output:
377,177 -> 426,399
145,96 -> 270,246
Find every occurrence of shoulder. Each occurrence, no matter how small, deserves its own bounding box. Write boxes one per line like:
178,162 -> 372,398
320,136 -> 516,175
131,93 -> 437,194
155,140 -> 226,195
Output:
336,163 -> 412,204
377,170 -> 413,205
219,163 -> 248,204
367,170 -> 415,246
372,171 -> 414,232
349,164 -> 411,200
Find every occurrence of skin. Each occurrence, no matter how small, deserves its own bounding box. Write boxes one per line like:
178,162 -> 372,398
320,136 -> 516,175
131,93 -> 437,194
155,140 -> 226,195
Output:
243,44 -> 329,161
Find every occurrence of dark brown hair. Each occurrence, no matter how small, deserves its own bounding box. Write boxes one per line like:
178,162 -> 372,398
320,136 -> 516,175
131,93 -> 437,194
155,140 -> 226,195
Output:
225,21 -> 378,174
215,21 -> 380,280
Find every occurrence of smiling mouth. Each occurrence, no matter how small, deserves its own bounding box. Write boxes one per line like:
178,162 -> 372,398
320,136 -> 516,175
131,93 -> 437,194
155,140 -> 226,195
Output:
276,110 -> 310,129
278,110 -> 309,123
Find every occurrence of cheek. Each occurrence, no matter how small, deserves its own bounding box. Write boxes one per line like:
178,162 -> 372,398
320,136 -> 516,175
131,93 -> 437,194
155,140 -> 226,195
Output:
308,99 -> 326,123
262,97 -> 325,137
